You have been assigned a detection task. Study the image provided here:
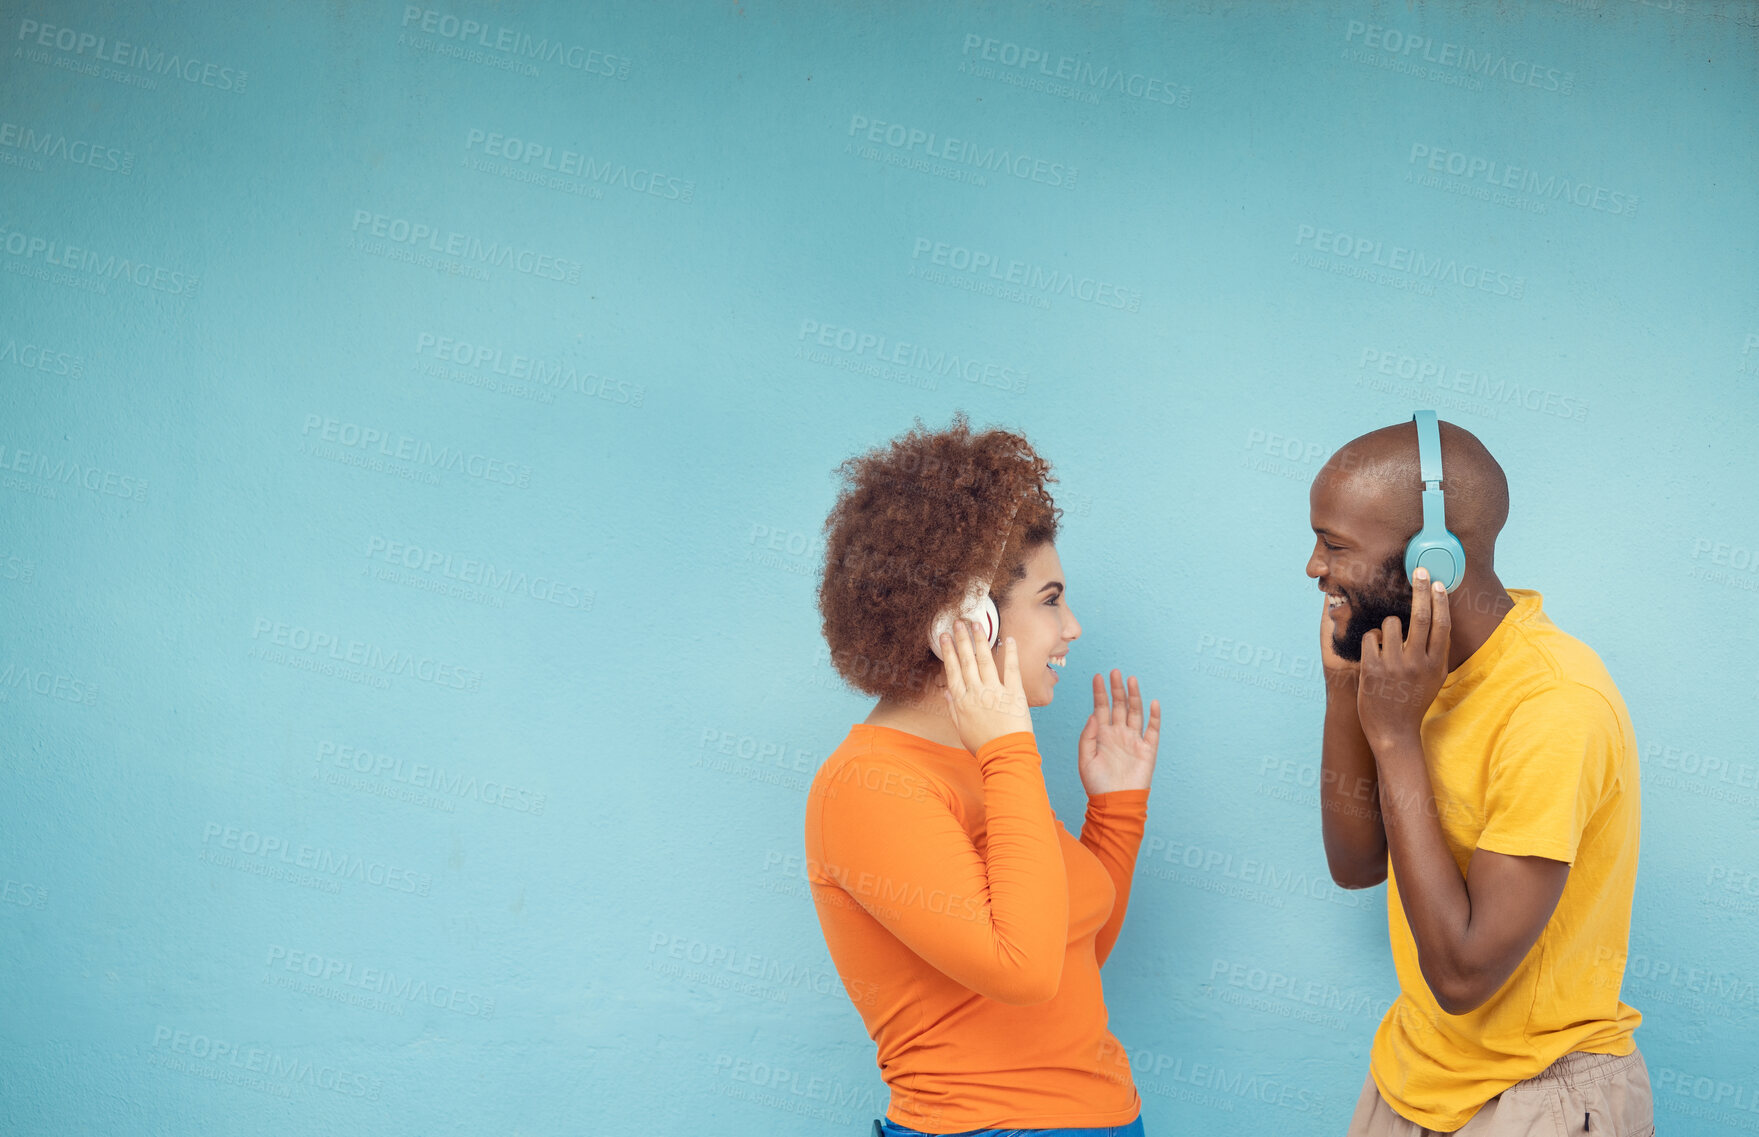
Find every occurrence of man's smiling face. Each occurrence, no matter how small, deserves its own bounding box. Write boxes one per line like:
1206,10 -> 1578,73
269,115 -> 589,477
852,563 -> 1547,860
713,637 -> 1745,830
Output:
1307,465 -> 1418,662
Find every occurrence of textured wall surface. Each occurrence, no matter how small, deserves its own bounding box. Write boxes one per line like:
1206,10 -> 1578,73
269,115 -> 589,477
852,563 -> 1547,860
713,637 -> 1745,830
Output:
1,1 -> 1756,1134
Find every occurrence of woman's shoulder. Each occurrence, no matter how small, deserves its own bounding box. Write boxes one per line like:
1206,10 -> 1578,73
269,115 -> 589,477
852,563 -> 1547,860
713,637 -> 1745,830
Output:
807,725 -> 958,815
813,723 -> 947,782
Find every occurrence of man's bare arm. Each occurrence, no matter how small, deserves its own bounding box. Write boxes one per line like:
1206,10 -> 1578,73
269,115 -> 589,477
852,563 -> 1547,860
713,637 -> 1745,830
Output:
1375,741 -> 1569,1013
1357,570 -> 1570,1014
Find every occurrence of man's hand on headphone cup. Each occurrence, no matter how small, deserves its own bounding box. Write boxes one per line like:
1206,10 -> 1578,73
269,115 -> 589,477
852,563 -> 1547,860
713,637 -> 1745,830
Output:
939,618 -> 1035,754
1356,567 -> 1452,754
1077,669 -> 1160,795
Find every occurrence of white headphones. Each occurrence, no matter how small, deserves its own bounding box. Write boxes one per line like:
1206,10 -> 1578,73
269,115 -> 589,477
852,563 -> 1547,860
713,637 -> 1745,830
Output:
927,581 -> 999,659
925,494 -> 1022,661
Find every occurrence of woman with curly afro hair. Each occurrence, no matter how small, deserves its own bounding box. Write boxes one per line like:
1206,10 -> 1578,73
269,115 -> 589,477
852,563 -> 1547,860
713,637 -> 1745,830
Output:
804,411 -> 1164,1137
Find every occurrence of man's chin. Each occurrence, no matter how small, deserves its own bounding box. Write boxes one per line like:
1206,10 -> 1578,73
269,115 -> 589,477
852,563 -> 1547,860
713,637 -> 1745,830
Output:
1332,602 -> 1412,661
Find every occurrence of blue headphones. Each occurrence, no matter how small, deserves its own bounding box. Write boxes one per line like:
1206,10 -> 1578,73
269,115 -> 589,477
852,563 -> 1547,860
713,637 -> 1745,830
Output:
1404,410 -> 1466,593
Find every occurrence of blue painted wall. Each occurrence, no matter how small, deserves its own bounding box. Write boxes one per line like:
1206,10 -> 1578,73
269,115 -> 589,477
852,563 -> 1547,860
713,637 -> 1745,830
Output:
2,2 -> 1756,1133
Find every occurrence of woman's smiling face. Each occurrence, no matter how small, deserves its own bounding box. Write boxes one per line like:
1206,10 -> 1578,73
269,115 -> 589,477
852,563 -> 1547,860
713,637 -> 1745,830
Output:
996,542 -> 1081,707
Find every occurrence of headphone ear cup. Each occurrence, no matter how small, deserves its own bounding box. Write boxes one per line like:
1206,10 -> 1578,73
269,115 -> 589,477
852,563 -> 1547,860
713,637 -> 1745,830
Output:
928,608 -> 955,660
1406,537 -> 1466,592
927,588 -> 1000,659
1434,540 -> 1465,592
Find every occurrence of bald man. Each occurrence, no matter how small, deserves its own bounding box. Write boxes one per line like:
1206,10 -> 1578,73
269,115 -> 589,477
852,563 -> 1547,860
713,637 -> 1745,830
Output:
1306,418 -> 1651,1136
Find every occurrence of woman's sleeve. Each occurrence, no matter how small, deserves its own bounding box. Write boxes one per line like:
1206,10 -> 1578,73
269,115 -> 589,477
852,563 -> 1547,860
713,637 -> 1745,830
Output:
814,731 -> 1069,1005
1078,789 -> 1151,966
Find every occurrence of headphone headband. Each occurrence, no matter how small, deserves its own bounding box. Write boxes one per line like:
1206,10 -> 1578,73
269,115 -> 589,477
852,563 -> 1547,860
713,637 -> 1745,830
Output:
1414,409 -> 1444,489
985,493 -> 1025,586
1404,410 -> 1466,592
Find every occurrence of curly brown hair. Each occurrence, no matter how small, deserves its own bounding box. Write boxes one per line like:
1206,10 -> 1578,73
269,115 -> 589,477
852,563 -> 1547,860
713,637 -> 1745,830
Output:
817,411 -> 1061,700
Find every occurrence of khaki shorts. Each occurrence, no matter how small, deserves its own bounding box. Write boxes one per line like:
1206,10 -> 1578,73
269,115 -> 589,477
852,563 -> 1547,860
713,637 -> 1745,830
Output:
1345,1049 -> 1654,1136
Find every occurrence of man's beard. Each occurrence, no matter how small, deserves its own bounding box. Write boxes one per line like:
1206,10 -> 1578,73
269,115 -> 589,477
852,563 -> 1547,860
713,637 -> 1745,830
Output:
1331,551 -> 1415,662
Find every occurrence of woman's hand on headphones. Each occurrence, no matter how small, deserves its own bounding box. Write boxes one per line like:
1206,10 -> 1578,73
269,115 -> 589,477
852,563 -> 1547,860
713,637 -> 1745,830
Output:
939,619 -> 1035,753
1077,669 -> 1160,795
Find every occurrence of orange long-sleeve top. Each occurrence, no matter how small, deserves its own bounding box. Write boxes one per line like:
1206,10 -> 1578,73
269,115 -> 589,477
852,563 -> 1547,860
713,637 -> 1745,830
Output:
803,724 -> 1149,1133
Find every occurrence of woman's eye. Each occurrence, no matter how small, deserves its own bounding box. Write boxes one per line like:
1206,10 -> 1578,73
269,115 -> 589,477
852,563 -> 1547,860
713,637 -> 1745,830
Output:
1045,594 -> 1061,606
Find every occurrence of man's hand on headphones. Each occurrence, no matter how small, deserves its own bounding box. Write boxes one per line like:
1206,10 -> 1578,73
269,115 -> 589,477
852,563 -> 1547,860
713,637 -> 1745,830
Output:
1356,567 -> 1452,754
939,618 -> 1035,754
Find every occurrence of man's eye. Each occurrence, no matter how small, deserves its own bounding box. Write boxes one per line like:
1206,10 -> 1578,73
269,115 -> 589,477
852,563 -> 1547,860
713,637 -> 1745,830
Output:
1321,541 -> 1341,552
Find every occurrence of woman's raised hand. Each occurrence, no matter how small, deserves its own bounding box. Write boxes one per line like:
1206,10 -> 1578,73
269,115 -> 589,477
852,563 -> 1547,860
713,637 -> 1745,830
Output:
939,619 -> 1035,754
1077,669 -> 1160,795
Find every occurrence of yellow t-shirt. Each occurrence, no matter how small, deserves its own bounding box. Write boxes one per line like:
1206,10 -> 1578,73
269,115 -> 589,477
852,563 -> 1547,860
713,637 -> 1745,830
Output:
1370,589 -> 1643,1131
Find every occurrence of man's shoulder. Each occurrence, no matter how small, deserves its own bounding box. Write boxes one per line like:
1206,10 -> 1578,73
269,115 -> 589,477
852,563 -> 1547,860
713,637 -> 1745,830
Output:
1491,646 -> 1633,764
1498,600 -> 1628,718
